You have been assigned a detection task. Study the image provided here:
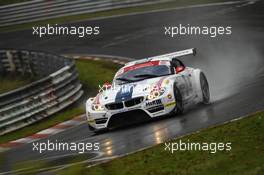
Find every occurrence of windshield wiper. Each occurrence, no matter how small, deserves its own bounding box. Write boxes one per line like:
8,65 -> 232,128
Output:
134,74 -> 160,78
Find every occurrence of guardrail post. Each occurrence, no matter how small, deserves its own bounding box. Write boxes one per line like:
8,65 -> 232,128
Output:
6,51 -> 16,72
0,52 -> 4,74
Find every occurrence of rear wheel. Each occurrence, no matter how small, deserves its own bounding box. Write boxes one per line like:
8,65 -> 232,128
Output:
200,72 -> 210,104
173,83 -> 184,114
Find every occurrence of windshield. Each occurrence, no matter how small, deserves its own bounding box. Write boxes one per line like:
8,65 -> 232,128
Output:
114,65 -> 171,85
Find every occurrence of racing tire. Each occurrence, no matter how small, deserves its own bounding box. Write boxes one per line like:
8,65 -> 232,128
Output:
94,129 -> 108,134
200,72 -> 210,104
173,83 -> 184,115
88,124 -> 96,131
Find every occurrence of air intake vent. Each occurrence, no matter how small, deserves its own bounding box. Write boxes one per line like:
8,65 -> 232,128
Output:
105,102 -> 124,110
125,97 -> 144,107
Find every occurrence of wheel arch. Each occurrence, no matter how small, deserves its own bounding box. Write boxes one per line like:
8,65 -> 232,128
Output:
192,68 -> 204,102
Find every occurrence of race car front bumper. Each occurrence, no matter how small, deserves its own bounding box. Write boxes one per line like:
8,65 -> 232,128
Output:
86,95 -> 176,131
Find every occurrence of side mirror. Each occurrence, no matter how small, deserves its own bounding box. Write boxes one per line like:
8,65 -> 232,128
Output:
176,66 -> 185,74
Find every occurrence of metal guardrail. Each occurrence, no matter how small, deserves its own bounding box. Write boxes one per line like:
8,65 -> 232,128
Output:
0,0 -> 171,27
0,49 -> 83,135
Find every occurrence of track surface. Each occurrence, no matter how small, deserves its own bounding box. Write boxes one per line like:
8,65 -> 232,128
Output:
1,0 -> 264,173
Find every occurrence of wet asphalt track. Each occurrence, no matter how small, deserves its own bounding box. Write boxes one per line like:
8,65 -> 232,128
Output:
1,0 -> 264,173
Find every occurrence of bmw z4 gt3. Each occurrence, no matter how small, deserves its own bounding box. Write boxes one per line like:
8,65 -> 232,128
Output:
86,48 -> 210,132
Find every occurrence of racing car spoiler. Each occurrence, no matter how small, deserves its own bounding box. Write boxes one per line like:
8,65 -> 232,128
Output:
125,48 -> 196,66
149,48 -> 196,61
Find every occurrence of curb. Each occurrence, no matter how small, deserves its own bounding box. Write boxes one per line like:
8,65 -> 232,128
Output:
0,114 -> 86,152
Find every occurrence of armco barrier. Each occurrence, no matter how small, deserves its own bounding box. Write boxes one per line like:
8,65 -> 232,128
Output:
0,49 -> 83,135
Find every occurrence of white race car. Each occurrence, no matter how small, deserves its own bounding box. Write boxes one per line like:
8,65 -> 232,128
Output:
86,48 -> 210,132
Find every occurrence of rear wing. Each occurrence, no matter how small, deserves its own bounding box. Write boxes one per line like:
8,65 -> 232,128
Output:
150,48 -> 196,61
125,48 -> 196,67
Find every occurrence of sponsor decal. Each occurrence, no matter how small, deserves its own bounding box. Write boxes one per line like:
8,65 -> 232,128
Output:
153,111 -> 164,115
123,61 -> 161,72
116,60 -> 170,76
146,99 -> 162,107
164,79 -> 170,85
167,94 -> 172,99
94,93 -> 101,104
159,60 -> 170,66
165,101 -> 176,107
152,77 -> 166,92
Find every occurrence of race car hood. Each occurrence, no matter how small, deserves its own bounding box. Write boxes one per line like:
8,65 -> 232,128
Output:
94,76 -> 168,105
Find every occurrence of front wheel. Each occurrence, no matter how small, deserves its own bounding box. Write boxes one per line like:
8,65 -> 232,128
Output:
173,83 -> 184,115
200,72 -> 210,104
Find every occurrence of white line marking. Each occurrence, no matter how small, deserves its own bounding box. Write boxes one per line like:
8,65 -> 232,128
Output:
59,120 -> 82,126
12,137 -> 32,144
37,128 -> 62,135
0,147 -> 9,153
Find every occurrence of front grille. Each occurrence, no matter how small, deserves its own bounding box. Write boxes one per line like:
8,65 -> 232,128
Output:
125,97 -> 144,107
105,102 -> 123,110
105,97 -> 144,110
95,118 -> 108,124
108,109 -> 150,129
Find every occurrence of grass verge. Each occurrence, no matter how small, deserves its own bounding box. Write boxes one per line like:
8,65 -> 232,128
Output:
0,74 -> 33,94
0,74 -> 32,94
64,111 -> 264,175
1,0 -> 236,33
0,59 -> 121,144
76,59 -> 121,95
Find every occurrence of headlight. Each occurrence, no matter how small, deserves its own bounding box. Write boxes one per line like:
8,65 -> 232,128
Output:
91,104 -> 105,111
147,87 -> 166,100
